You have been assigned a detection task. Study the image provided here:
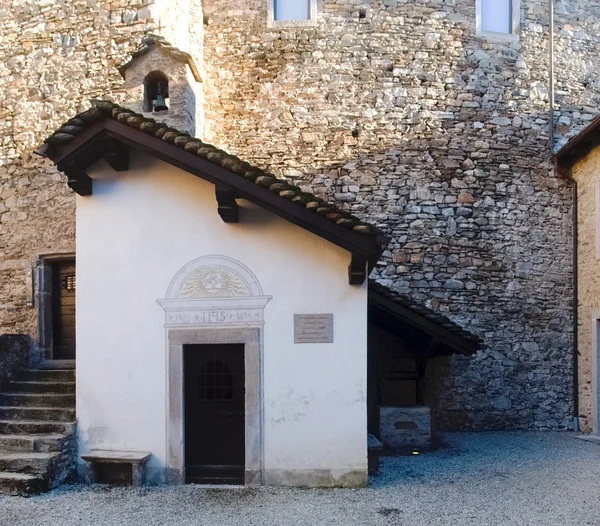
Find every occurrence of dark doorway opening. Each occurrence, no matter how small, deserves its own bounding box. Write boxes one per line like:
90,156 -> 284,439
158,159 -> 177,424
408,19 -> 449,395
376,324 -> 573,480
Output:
184,344 -> 245,485
51,260 -> 76,360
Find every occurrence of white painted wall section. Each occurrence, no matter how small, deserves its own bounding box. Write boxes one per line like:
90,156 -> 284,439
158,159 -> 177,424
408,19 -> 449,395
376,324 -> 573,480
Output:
75,152 -> 368,485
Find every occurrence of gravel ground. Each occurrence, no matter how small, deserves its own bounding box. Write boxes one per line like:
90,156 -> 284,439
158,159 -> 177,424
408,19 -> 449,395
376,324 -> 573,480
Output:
1,433 -> 599,526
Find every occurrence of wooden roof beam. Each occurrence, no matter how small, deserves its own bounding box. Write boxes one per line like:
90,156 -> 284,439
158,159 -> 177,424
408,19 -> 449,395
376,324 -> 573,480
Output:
215,186 -> 239,223
64,162 -> 92,196
104,139 -> 129,172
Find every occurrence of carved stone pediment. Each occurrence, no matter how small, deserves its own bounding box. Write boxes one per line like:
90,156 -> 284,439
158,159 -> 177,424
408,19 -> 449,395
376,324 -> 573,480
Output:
158,256 -> 271,328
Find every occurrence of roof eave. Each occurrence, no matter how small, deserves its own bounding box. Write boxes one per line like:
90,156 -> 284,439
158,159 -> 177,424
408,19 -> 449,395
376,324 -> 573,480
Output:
368,288 -> 482,356
555,115 -> 600,180
42,117 -> 383,272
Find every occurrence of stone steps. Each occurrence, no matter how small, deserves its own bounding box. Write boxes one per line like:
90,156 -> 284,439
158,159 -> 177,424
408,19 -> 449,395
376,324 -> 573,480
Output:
0,407 -> 75,423
0,419 -> 75,435
0,452 -> 59,474
0,362 -> 76,496
0,471 -> 46,496
0,434 -> 65,453
6,381 -> 75,394
37,361 -> 75,370
0,393 -> 75,408
17,369 -> 75,382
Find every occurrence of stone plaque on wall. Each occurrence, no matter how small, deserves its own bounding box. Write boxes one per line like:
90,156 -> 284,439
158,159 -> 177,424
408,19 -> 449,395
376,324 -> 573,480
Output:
294,314 -> 334,344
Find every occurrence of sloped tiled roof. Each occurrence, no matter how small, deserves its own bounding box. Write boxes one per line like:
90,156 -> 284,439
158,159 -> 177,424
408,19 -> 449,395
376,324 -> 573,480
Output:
555,114 -> 600,178
38,100 -> 482,355
40,100 -> 380,237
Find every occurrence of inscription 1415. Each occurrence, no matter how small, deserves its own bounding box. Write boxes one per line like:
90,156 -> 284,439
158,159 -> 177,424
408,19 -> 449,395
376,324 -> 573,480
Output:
167,309 -> 262,325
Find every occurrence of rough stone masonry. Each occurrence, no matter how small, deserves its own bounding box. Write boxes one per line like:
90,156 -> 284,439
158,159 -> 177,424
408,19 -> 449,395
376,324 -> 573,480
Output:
2,0 -> 600,430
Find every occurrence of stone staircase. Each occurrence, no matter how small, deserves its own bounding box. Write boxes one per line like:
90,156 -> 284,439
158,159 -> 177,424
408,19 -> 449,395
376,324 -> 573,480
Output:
0,361 -> 76,496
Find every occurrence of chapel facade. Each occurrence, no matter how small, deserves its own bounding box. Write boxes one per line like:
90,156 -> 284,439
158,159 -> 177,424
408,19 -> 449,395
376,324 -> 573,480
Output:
2,0 -> 600,436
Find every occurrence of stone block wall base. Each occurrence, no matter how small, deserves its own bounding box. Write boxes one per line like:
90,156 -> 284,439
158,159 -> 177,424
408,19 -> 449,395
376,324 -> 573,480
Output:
78,465 -> 367,488
263,469 -> 368,488
380,406 -> 432,450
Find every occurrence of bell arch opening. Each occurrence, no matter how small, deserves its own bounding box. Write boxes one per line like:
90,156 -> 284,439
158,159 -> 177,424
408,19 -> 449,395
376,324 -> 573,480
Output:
143,70 -> 169,113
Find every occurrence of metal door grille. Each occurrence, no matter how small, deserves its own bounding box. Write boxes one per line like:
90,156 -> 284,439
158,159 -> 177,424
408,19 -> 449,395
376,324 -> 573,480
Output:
198,359 -> 234,401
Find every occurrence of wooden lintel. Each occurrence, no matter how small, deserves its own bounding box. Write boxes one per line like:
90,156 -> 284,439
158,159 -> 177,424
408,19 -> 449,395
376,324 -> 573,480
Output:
64,163 -> 92,196
215,186 -> 239,223
348,254 -> 367,285
104,140 -> 129,172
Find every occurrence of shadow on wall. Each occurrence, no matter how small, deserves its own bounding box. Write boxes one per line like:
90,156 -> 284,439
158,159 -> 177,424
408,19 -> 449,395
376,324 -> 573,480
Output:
202,4 -> 575,431
0,334 -> 31,389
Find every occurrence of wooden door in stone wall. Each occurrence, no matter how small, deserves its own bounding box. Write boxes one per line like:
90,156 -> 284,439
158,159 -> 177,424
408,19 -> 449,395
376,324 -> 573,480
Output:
51,261 -> 76,360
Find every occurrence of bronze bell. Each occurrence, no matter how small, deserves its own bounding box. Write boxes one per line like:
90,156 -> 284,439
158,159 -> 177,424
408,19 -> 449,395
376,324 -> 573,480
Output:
153,80 -> 169,112
153,94 -> 168,112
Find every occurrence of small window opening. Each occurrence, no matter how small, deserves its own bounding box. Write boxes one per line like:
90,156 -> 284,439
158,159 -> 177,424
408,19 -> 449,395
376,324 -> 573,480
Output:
143,71 -> 169,113
480,0 -> 513,34
274,0 -> 310,21
359,8 -> 367,19
198,359 -> 234,401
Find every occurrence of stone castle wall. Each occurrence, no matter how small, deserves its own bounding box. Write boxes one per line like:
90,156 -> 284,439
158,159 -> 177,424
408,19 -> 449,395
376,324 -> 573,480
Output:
199,0 -> 598,430
2,0 -> 599,429
0,0 -> 202,335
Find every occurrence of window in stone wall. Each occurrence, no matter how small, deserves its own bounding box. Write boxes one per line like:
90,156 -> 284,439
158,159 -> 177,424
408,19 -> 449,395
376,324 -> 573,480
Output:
267,0 -> 317,28
477,0 -> 520,38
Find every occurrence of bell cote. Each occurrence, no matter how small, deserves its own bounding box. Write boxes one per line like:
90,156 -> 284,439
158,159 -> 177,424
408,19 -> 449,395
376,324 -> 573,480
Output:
118,36 -> 203,138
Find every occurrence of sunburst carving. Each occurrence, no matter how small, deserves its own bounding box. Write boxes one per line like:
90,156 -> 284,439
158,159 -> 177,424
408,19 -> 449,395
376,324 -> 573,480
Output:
178,267 -> 251,298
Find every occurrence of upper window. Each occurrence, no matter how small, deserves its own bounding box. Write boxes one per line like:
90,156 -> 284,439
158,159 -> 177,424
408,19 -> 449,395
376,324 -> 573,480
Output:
477,0 -> 520,38
267,0 -> 317,28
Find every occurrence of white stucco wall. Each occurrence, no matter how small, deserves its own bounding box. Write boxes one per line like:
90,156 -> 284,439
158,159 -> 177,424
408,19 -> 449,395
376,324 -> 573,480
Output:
75,151 -> 368,485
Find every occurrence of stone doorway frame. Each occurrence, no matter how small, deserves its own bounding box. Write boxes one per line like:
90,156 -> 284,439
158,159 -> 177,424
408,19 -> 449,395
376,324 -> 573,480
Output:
36,253 -> 76,361
159,255 -> 271,485
166,328 -> 263,485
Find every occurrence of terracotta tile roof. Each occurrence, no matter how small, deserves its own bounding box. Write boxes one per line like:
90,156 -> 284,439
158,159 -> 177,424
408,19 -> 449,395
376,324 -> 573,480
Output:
40,100 -> 380,237
39,101 -> 483,351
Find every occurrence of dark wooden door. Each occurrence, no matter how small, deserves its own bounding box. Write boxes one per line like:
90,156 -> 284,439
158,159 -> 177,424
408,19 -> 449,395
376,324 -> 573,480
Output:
52,261 -> 76,360
184,344 -> 245,485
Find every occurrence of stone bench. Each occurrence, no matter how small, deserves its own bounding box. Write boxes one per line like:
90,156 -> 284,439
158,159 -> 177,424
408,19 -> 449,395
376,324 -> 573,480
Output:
81,450 -> 151,487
